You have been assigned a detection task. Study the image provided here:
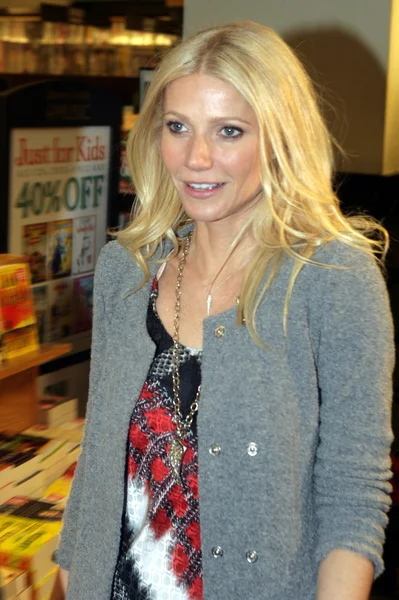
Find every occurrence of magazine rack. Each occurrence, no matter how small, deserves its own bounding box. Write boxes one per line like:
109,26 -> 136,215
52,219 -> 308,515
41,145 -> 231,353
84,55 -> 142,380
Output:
0,254 -> 72,433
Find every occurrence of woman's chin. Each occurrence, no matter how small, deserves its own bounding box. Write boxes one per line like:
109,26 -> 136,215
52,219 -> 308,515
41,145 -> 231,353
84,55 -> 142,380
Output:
180,205 -> 228,224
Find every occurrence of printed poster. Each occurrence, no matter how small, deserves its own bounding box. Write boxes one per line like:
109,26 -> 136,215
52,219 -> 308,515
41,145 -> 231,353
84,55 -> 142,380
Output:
8,126 -> 110,346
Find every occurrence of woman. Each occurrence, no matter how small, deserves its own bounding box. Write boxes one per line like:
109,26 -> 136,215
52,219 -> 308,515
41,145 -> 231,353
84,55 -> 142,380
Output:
55,21 -> 394,600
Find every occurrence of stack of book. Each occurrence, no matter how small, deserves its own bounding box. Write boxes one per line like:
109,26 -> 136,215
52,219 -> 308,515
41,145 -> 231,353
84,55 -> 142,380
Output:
0,497 -> 63,599
0,256 -> 86,598
0,432 -> 81,505
37,397 -> 78,429
24,415 -> 84,447
0,410 -> 84,599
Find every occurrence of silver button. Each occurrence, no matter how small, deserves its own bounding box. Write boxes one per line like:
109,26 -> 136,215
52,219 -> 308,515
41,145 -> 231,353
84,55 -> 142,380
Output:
247,442 -> 258,457
209,444 -> 221,456
214,325 -> 225,338
212,546 -> 224,558
246,550 -> 258,563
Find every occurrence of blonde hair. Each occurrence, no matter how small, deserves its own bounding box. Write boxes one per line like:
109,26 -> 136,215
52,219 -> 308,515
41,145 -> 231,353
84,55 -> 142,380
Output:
116,21 -> 387,345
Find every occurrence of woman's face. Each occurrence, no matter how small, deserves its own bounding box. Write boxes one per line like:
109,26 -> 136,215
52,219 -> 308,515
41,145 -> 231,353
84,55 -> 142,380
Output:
161,73 -> 262,226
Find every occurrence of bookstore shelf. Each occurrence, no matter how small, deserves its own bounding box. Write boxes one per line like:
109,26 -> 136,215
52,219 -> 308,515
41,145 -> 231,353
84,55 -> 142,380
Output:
0,343 -> 72,381
0,343 -> 72,434
0,73 -> 139,106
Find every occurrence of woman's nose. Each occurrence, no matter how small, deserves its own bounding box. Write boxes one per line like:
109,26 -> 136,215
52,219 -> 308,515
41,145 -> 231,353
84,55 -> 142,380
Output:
185,135 -> 213,171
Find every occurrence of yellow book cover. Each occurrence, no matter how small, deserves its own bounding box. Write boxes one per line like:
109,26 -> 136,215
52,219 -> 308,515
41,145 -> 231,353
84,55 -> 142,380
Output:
2,325 -> 39,361
41,476 -> 73,509
0,498 -> 62,586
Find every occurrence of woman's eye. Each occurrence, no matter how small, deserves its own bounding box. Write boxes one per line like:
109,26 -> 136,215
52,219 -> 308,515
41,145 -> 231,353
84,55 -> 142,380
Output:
166,121 -> 187,134
221,126 -> 243,138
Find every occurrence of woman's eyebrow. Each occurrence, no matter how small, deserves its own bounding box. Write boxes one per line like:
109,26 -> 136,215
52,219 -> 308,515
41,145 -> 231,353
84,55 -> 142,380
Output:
162,111 -> 253,126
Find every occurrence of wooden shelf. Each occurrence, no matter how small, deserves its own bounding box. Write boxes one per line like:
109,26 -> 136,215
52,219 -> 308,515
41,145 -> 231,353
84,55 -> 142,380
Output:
0,343 -> 72,433
0,73 -> 139,106
0,343 -> 72,381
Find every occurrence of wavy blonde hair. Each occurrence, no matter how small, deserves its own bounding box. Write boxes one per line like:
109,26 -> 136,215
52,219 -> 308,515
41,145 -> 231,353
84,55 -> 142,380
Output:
116,21 -> 387,345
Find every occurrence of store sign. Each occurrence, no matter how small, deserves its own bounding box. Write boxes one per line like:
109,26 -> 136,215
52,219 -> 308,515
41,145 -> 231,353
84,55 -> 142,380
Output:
8,126 -> 111,345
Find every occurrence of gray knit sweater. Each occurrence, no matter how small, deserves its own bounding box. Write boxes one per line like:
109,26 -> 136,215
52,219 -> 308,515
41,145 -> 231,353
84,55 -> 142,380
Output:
56,238 -> 394,600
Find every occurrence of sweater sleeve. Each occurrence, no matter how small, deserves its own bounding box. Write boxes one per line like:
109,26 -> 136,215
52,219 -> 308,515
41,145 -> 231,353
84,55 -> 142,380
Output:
54,243 -> 110,570
311,246 -> 394,578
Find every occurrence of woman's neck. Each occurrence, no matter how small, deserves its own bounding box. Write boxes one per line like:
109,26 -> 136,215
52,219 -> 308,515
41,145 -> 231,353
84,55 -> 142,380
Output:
188,220 -> 256,283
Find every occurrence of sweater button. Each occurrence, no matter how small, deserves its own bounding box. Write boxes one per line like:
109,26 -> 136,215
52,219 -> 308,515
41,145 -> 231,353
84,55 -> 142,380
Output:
247,442 -> 258,457
214,325 -> 225,338
212,546 -> 224,558
209,444 -> 221,456
246,550 -> 258,563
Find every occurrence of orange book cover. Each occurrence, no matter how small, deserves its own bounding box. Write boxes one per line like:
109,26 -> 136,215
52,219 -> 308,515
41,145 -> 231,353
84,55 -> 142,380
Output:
0,264 -> 36,333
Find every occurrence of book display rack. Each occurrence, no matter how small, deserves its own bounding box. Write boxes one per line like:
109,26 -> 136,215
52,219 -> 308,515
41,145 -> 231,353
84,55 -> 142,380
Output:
0,254 -> 82,598
0,254 -> 72,433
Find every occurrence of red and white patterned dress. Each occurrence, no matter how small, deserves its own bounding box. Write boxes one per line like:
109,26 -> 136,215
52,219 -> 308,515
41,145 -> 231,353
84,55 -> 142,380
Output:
111,278 -> 203,600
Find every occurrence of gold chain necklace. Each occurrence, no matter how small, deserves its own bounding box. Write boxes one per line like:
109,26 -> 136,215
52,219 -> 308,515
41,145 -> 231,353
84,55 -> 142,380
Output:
170,233 -> 201,485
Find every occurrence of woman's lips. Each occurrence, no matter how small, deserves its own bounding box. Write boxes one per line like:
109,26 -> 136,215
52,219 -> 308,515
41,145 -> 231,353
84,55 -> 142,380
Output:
183,182 -> 225,198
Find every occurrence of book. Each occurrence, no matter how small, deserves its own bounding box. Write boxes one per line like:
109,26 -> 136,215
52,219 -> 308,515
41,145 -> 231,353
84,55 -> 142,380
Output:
0,429 -> 81,504
0,434 -> 55,464
0,264 -> 36,333
0,263 -> 39,362
48,279 -> 72,341
34,567 -> 58,600
22,421 -> 84,445
0,483 -> 15,510
0,435 -> 46,489
0,497 -> 63,523
0,565 -> 28,600
13,587 -> 32,600
22,223 -> 48,284
72,215 -> 96,275
41,467 -> 75,509
72,275 -> 93,333
0,498 -> 62,588
5,471 -> 46,503
2,453 -> 77,505
47,220 -> 72,280
37,397 -> 78,429
0,434 -> 69,501
1,326 -> 39,361
61,444 -> 81,472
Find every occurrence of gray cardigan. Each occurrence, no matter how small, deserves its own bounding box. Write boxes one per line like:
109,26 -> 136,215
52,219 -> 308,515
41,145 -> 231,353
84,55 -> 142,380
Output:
56,238 -> 394,600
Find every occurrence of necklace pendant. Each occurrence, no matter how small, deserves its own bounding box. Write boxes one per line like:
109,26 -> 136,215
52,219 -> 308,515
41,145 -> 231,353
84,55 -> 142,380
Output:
206,293 -> 212,316
170,435 -> 185,485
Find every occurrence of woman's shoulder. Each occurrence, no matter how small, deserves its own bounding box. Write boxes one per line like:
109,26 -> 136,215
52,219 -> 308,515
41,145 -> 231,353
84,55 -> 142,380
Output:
279,239 -> 388,317
96,239 -> 132,269
310,239 -> 379,270
94,240 -> 144,291
300,239 -> 389,309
